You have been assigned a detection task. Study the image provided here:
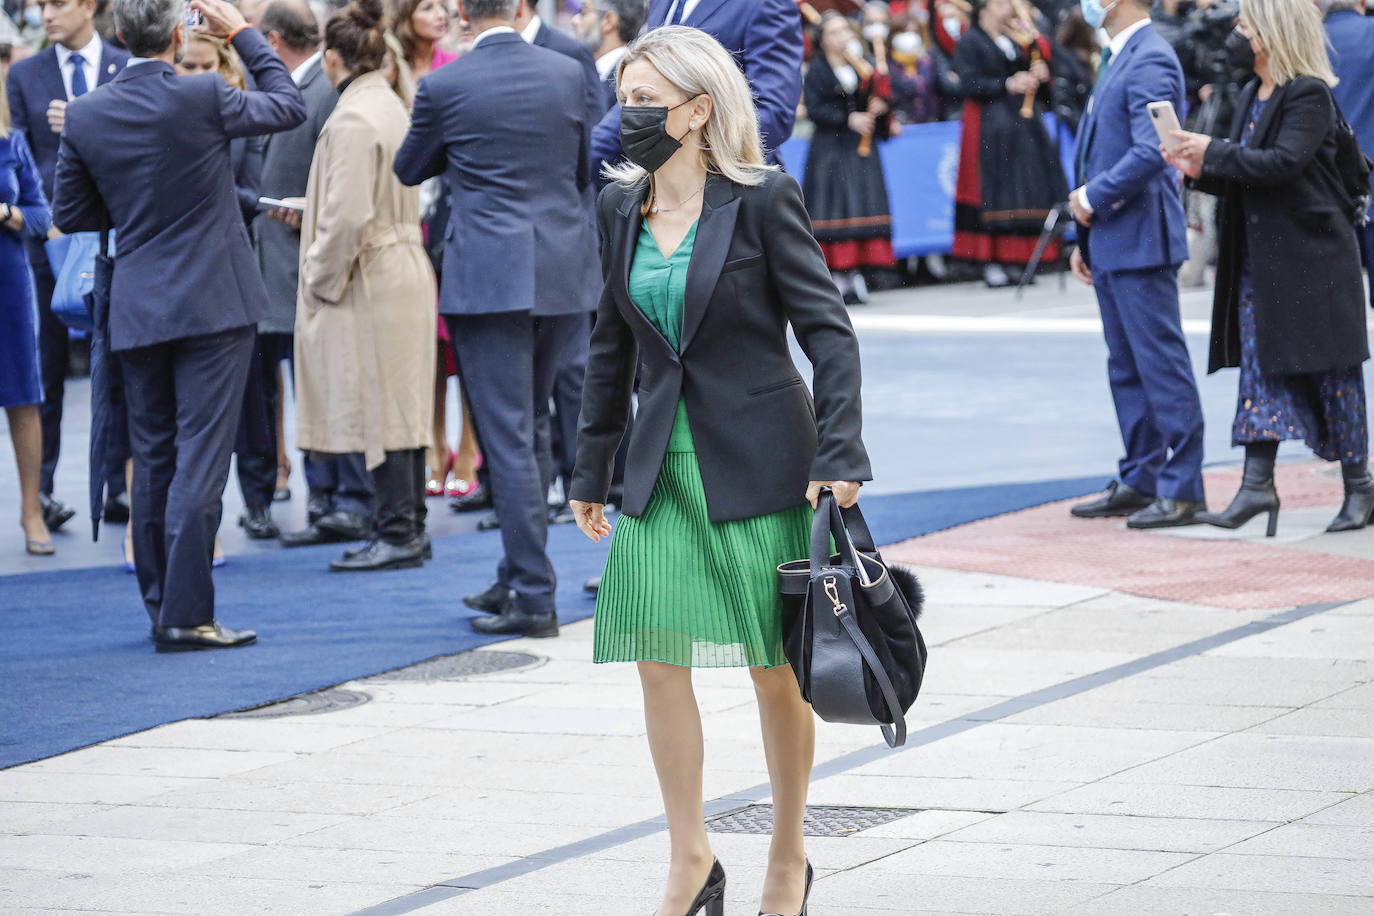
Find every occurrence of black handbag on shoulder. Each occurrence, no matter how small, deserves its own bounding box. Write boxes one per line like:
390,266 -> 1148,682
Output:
778,492 -> 927,748
1329,94 -> 1372,227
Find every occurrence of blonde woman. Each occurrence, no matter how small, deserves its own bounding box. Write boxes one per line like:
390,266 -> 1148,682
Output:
569,27 -> 870,916
1165,0 -> 1371,534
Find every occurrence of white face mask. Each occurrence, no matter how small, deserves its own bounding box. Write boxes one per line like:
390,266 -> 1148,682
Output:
861,22 -> 889,42
892,30 -> 923,58
845,37 -> 865,59
943,16 -> 963,40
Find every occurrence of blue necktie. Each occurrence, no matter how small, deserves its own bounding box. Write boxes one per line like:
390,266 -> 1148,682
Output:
68,53 -> 88,98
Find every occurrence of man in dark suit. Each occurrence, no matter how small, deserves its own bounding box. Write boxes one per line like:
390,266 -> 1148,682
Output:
250,0 -> 374,548
6,0 -> 127,532
1323,0 -> 1374,307
589,0 -> 803,174
1067,0 -> 1206,528
395,0 -> 599,639
54,0 -> 306,651
572,0 -> 643,117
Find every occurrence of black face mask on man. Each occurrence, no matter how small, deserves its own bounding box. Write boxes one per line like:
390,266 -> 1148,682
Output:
619,95 -> 702,173
1225,28 -> 1256,76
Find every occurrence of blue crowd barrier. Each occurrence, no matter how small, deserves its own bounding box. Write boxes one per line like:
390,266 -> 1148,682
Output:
781,116 -> 1078,260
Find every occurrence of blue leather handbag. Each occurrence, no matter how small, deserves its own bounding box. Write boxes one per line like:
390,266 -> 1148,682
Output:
44,230 -> 115,333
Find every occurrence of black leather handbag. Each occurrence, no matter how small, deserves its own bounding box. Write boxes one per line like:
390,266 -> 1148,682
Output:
778,492 -> 927,747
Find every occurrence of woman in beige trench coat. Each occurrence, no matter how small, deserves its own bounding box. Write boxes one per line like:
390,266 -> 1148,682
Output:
294,0 -> 436,572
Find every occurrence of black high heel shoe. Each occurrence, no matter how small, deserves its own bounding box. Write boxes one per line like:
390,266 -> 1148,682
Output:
671,858 -> 725,916
760,860 -> 813,916
1197,455 -> 1280,537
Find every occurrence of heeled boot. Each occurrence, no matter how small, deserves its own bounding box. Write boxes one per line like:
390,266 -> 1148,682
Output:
1327,463 -> 1374,532
1197,451 -> 1280,536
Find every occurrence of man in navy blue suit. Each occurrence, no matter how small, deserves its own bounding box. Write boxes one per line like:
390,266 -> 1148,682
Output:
572,0 -> 644,117
395,0 -> 598,639
1067,0 -> 1207,528
7,0 -> 127,533
589,0 -> 803,174
54,0 -> 305,652
1322,0 -> 1374,307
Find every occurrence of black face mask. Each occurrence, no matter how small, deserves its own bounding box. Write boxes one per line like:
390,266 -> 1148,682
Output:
619,96 -> 700,173
1225,29 -> 1256,75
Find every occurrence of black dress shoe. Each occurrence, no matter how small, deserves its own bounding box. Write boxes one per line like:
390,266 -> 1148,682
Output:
470,595 -> 559,638
239,504 -> 280,540
548,502 -> 577,525
448,482 -> 492,513
306,492 -> 331,525
39,493 -> 76,532
345,532 -> 431,560
102,492 -> 130,524
329,538 -> 423,572
476,512 -> 502,531
584,576 -> 601,595
1070,481 -> 1156,519
315,509 -> 372,541
152,621 -> 257,652
464,581 -> 514,614
1127,498 -> 1206,529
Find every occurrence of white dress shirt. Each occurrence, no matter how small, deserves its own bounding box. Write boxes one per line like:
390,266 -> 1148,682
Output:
55,32 -> 102,100
291,50 -> 323,85
472,25 -> 517,49
596,45 -> 627,81
662,0 -> 703,25
520,15 -> 541,43
1079,17 -> 1153,214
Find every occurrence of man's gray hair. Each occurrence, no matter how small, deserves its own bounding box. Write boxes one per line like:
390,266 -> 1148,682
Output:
114,0 -> 182,57
464,0 -> 518,20
1315,0 -> 1362,15
600,0 -> 646,43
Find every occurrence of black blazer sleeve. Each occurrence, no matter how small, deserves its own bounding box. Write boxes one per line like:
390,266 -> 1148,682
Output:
1202,79 -> 1332,188
804,62 -> 851,130
764,174 -> 872,483
569,187 -> 640,505
953,31 -> 1010,102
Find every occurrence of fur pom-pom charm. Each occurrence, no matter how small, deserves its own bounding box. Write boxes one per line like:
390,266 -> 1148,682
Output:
887,562 -> 925,619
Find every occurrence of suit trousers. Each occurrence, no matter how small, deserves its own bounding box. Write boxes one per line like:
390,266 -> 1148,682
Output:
120,324 -> 255,628
445,311 -> 575,613
548,311 -> 592,491
1093,266 -> 1206,502
235,331 -> 285,510
372,448 -> 426,545
29,252 -> 65,495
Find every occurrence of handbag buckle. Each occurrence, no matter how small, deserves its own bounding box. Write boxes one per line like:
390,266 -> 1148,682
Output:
823,576 -> 847,616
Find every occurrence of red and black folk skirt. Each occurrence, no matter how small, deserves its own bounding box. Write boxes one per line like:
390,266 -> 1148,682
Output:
802,128 -> 897,271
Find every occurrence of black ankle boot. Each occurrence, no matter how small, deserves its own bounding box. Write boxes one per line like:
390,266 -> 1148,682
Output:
1197,453 -> 1280,536
1328,465 -> 1374,532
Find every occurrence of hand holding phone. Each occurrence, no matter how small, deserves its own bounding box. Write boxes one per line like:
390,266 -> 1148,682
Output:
1148,101 -> 1183,153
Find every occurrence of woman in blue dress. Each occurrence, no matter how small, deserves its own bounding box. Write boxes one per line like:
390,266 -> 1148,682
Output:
0,80 -> 56,555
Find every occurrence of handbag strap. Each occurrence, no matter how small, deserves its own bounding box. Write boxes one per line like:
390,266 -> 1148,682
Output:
833,602 -> 907,748
839,502 -> 878,555
810,490 -> 859,571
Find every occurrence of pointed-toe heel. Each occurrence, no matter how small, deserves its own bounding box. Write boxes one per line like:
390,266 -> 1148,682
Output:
1198,453 -> 1280,537
760,860 -> 813,916
675,859 -> 725,916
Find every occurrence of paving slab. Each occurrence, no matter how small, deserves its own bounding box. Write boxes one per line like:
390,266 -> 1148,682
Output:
1223,822 -> 1374,859
103,719 -> 395,754
940,810 -> 1277,853
844,838 -> 1193,884
0,832 -> 252,874
0,801 -> 112,833
135,779 -> 440,816
1108,733 -> 1374,792
1302,792 -> 1374,826
29,805 -> 348,846
1025,782 -> 1355,822
1246,707 -> 1374,739
1059,885 -> 1374,916
1146,852 -> 1374,896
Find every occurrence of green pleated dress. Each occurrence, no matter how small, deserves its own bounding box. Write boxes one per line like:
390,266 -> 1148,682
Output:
593,220 -> 813,669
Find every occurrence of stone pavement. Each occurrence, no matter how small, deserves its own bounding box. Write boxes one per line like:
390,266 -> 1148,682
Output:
2,470 -> 1372,915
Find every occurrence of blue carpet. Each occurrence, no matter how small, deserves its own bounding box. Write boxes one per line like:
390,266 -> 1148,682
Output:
0,475 -> 1104,770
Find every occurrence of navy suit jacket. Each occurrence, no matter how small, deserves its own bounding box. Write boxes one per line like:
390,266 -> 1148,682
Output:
393,31 -> 598,317
589,0 -> 803,174
533,21 -> 604,125
1326,10 -> 1374,164
1075,23 -> 1189,273
6,38 -> 127,262
52,29 -> 306,351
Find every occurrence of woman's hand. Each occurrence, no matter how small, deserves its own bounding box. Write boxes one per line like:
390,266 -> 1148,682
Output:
807,481 -> 861,509
1162,129 -> 1210,179
847,111 -> 875,136
269,206 -> 302,231
571,499 -> 613,543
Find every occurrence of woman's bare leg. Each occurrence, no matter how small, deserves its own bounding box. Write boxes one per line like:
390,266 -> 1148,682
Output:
639,660 -> 716,915
752,663 -> 814,914
7,405 -> 50,544
427,344 -> 449,487
453,388 -> 480,483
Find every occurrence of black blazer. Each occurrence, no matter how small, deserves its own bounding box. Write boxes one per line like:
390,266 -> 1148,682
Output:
1197,76 -> 1369,377
570,171 -> 872,523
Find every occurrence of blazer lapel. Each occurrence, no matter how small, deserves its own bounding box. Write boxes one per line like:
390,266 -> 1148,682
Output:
678,175 -> 738,353
615,184 -> 680,360
1248,81 -> 1289,147
682,0 -> 729,26
96,41 -> 120,85
39,49 -> 65,105
1228,80 -> 1259,141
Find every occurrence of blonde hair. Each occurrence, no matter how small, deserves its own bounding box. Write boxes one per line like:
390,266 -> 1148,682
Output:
0,70 -> 10,138
1240,0 -> 1338,87
190,34 -> 249,90
604,26 -> 775,191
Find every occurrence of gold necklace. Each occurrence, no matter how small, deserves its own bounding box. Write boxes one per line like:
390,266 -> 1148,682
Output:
650,182 -> 706,215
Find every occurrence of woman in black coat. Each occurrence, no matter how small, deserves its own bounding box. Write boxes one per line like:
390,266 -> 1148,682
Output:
1165,0 -> 1371,534
802,13 -> 896,305
569,26 -> 869,916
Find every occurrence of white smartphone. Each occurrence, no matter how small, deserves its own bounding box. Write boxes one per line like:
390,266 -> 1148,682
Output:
1148,101 -> 1183,151
257,196 -> 306,212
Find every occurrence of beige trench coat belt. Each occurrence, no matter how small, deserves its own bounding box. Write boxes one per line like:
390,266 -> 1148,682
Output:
360,223 -> 424,252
